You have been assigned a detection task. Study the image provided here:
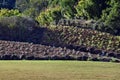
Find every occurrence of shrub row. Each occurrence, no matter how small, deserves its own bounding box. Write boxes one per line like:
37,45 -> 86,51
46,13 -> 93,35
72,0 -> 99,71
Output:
0,40 -> 88,60
0,40 -> 120,62
41,25 -> 120,54
0,17 -> 119,60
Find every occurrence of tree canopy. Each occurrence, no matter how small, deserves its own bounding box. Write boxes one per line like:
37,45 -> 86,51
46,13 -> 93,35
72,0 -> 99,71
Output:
0,0 -> 119,35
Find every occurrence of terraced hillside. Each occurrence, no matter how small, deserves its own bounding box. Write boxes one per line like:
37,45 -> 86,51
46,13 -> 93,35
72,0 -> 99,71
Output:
0,40 -> 120,62
41,26 -> 120,54
0,40 -> 88,60
0,18 -> 119,54
0,17 -> 119,62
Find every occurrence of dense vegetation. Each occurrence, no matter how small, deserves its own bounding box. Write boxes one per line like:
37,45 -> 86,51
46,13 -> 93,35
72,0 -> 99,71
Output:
41,26 -> 120,53
0,40 -> 120,62
0,0 -> 119,61
0,0 -> 119,35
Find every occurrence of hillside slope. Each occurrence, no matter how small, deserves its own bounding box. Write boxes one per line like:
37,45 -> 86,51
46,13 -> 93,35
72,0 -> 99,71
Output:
0,39 -> 120,62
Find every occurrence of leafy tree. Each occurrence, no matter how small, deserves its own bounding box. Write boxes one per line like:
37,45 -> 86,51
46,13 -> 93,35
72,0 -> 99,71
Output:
101,0 -> 120,35
15,0 -> 30,12
0,0 -> 119,35
49,0 -> 77,19
75,0 -> 108,19
48,0 -> 59,7
36,7 -> 61,26
59,0 -> 77,19
16,0 -> 48,18
0,16 -> 39,41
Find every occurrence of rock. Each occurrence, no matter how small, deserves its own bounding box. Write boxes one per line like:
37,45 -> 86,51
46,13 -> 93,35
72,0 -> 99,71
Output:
116,54 -> 120,59
99,57 -> 111,62
64,55 -> 75,60
25,55 -> 35,60
82,56 -> 88,61
50,55 -> 60,60
91,57 -> 99,61
11,55 -> 20,60
79,46 -> 88,52
20,54 -> 26,60
0,55 -> 1,60
93,49 -> 102,54
2,54 -> 11,60
114,59 -> 120,63
108,53 -> 116,57
76,56 -> 83,60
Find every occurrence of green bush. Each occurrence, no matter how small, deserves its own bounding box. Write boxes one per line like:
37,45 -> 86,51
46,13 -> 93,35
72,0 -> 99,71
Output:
0,9 -> 21,17
0,16 -> 38,41
75,0 -> 107,19
36,7 -> 61,26
101,0 -> 120,35
16,0 -> 49,18
41,25 -> 120,53
13,0 -> 120,35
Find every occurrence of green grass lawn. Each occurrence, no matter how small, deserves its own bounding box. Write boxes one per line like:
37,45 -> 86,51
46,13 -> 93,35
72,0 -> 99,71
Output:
0,61 -> 120,80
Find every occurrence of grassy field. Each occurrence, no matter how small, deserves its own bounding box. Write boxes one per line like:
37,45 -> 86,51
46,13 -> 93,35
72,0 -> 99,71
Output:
0,61 -> 120,80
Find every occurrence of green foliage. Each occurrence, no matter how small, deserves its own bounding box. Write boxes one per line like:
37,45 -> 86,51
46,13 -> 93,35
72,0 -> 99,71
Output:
16,0 -> 48,18
15,0 -> 30,12
102,0 -> 120,24
0,16 -> 37,28
36,7 -> 61,26
15,0 -> 120,35
0,9 -> 21,17
0,16 -> 38,41
101,0 -> 120,35
0,0 -> 119,38
41,25 -> 120,52
59,0 -> 77,19
48,0 -> 59,7
75,0 -> 107,19
36,0 -> 78,25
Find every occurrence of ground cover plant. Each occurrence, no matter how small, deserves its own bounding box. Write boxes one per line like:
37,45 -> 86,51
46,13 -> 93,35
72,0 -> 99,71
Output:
0,17 -> 119,54
0,0 -> 119,62
0,19 -> 119,61
41,25 -> 120,54
0,40 -> 120,62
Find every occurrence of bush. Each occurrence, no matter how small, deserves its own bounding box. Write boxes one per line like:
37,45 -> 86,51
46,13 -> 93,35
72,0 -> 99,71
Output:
0,9 -> 21,17
16,0 -> 49,18
41,25 -> 120,53
75,0 -> 107,19
36,7 -> 61,26
101,0 -> 120,35
0,16 -> 39,41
